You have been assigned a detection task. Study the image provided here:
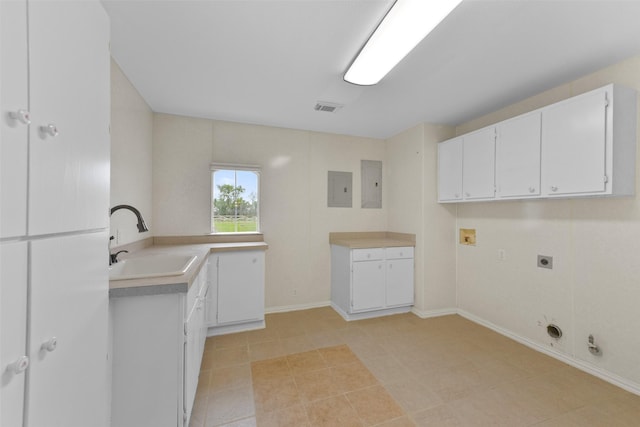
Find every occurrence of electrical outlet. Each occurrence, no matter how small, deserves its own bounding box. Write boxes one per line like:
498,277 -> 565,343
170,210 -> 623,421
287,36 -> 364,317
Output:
498,249 -> 506,261
537,255 -> 553,269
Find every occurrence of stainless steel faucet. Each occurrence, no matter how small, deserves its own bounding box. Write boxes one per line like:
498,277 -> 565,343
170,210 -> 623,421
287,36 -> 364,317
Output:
109,205 -> 149,265
110,204 -> 149,232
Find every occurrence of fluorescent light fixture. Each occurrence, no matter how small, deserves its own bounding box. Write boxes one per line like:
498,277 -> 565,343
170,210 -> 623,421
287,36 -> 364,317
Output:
344,0 -> 462,86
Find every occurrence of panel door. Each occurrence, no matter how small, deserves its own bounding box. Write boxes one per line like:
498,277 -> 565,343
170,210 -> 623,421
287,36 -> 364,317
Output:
496,112 -> 541,198
27,0 -> 110,235
0,241 -> 28,427
463,127 -> 495,200
217,251 -> 264,324
386,258 -> 414,307
437,137 -> 463,201
29,232 -> 109,427
0,0 -> 28,238
541,89 -> 608,196
351,260 -> 385,312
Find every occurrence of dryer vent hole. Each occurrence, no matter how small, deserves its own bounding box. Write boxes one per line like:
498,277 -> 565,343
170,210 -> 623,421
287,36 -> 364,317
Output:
547,324 -> 562,339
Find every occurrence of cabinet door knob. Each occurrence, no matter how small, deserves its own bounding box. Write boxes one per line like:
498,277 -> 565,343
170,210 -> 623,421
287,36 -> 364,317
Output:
550,186 -> 558,192
39,123 -> 59,138
8,109 -> 31,125
454,193 -> 460,198
529,187 -> 536,193
41,337 -> 58,352
7,356 -> 29,374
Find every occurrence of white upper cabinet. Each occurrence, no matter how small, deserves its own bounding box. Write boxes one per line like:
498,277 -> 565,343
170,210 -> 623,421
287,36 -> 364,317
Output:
462,127 -> 495,200
542,89 -> 607,195
437,137 -> 463,202
496,112 -> 541,198
0,0 -> 29,238
541,85 -> 636,197
27,0 -> 110,235
437,84 -> 636,203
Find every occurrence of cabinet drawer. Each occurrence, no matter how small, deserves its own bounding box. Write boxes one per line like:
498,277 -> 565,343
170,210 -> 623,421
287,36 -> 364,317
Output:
385,246 -> 413,259
352,248 -> 384,262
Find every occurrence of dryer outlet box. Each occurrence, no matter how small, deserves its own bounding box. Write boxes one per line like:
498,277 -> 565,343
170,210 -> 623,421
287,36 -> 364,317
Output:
538,255 -> 553,269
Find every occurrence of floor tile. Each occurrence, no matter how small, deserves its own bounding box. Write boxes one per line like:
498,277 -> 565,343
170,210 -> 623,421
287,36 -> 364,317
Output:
305,395 -> 363,427
191,310 -> 640,427
345,384 -> 404,426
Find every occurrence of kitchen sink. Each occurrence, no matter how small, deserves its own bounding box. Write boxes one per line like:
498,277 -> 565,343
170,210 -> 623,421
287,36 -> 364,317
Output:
109,254 -> 197,280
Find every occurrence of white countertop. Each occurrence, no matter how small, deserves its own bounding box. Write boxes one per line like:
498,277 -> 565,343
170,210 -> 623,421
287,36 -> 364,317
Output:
109,242 -> 268,298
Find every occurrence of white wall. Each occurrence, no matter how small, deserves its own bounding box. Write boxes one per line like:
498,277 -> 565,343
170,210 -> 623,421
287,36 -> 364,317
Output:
386,123 -> 457,316
454,55 -> 640,390
153,115 -> 387,309
110,59 -> 153,245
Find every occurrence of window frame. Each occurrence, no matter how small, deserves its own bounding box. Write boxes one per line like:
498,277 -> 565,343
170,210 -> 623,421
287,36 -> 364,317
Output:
210,163 -> 261,234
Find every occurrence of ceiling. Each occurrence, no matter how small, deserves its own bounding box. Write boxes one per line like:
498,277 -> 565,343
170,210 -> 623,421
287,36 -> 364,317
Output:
102,0 -> 640,139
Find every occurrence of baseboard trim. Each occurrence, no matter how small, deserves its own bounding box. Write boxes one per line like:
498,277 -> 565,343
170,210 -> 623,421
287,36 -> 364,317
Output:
265,301 -> 331,314
330,302 -> 412,321
457,309 -> 640,397
207,320 -> 265,337
411,307 -> 458,319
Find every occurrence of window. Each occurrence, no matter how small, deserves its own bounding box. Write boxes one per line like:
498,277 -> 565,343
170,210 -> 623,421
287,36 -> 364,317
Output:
211,164 -> 260,233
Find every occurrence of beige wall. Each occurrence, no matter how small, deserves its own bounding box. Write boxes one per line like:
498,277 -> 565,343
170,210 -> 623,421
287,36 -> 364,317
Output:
153,115 -> 387,310
110,59 -> 153,246
454,55 -> 640,389
386,123 -> 456,316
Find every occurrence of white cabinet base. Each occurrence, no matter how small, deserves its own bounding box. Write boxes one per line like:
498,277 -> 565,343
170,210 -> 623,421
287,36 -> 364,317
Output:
207,320 -> 265,337
330,302 -> 412,322
331,244 -> 414,321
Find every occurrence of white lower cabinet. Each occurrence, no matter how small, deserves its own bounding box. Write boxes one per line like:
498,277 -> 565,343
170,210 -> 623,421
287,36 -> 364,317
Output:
207,250 -> 265,335
0,242 -> 28,427
331,245 -> 414,320
111,261 -> 209,427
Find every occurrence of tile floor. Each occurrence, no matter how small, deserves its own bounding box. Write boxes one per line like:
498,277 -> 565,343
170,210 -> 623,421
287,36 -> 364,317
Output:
189,308 -> 640,427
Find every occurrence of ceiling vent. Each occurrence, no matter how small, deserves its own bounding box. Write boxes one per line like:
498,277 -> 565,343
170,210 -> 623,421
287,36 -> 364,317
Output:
314,101 -> 344,113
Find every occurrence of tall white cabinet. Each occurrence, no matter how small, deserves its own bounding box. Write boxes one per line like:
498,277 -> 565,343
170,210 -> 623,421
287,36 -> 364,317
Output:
0,1 -> 110,426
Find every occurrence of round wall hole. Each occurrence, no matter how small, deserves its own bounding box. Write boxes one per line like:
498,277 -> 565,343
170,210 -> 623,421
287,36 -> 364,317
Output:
547,324 -> 562,339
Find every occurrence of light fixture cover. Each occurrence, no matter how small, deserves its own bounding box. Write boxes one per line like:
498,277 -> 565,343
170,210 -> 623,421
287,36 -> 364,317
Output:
344,0 -> 462,86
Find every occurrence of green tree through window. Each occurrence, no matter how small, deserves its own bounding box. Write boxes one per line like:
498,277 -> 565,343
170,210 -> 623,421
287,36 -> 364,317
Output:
211,166 -> 260,233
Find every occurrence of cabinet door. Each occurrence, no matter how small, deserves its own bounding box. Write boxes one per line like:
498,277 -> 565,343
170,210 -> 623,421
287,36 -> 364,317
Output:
217,251 -> 264,324
29,232 -> 109,427
542,89 -> 608,196
386,258 -> 414,307
437,137 -> 463,202
0,241 -> 28,427
27,0 -> 110,235
183,302 -> 199,427
206,255 -> 218,327
463,128 -> 495,200
496,112 -> 541,198
351,260 -> 385,312
0,0 -> 28,238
